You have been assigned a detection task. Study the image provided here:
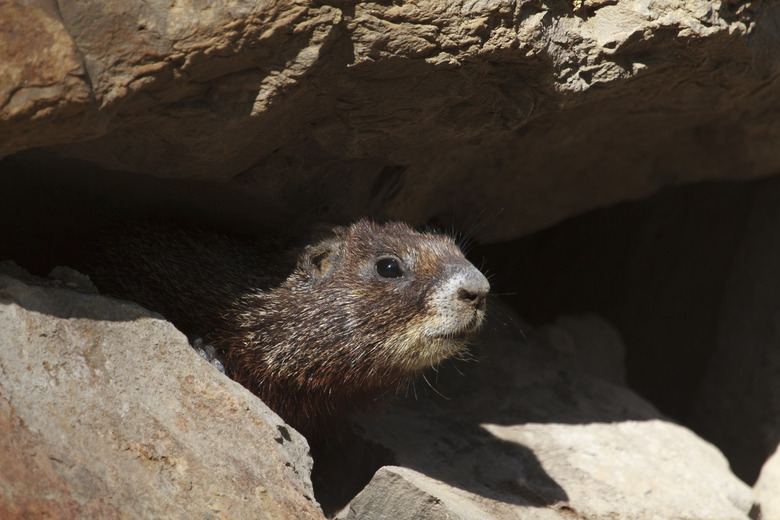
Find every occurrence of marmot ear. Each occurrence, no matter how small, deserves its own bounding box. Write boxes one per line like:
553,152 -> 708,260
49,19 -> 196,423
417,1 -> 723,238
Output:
303,225 -> 346,280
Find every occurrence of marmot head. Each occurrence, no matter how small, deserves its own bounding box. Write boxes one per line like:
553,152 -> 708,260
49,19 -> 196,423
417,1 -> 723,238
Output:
286,219 -> 490,379
82,217 -> 490,435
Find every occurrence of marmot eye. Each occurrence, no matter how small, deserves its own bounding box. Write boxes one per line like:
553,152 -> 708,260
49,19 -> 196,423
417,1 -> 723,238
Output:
375,257 -> 404,279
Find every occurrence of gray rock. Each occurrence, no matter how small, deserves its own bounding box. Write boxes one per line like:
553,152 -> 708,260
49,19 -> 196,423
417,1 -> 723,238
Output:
0,260 -> 38,284
3,1 -> 780,240
0,273 -> 323,519
338,309 -> 755,520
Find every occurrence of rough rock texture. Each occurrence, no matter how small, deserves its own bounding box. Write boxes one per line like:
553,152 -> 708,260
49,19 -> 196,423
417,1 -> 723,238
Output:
0,269 -> 323,520
3,1 -> 780,239
692,176 -> 780,484
334,308 -> 756,520
754,446 -> 780,520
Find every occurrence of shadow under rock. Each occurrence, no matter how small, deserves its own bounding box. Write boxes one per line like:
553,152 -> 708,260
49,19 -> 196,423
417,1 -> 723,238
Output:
312,313 -> 668,516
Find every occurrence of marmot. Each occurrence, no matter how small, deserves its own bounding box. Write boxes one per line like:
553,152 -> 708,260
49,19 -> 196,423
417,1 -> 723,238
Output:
88,220 -> 489,436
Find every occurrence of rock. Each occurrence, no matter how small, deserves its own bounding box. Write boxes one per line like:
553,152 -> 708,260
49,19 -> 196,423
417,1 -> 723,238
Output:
0,273 -> 324,519
47,265 -> 99,293
340,466 -> 520,520
335,309 -> 755,520
0,260 -> 39,285
536,313 -> 626,385
691,176 -> 780,484
0,0 -> 101,156
3,1 -> 780,240
754,446 -> 780,520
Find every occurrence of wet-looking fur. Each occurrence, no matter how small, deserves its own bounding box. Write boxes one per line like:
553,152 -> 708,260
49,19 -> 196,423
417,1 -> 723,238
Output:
89,220 -> 489,436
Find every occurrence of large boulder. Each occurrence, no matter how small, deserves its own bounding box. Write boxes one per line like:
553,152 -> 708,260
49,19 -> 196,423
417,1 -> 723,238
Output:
3,1 -> 780,239
0,267 -> 323,519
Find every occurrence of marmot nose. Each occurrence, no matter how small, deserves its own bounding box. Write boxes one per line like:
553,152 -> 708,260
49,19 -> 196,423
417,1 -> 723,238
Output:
456,269 -> 490,311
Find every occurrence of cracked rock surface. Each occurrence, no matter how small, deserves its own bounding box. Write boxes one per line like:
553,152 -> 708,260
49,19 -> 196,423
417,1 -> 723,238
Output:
3,1 -> 780,239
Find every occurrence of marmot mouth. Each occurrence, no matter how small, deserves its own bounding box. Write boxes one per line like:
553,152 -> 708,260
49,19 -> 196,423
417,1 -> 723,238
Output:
430,313 -> 483,341
431,330 -> 470,341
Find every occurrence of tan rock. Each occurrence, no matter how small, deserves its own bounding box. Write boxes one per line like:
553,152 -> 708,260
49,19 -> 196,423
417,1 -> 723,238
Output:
3,1 -> 780,240
0,272 -> 323,519
0,0 -> 100,156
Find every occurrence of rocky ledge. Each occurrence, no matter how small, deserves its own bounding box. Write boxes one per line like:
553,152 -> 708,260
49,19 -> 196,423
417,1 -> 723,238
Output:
2,1 -> 780,238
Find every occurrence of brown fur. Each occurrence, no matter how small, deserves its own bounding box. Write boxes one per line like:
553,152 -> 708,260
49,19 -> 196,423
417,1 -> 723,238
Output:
88,220 -> 489,436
